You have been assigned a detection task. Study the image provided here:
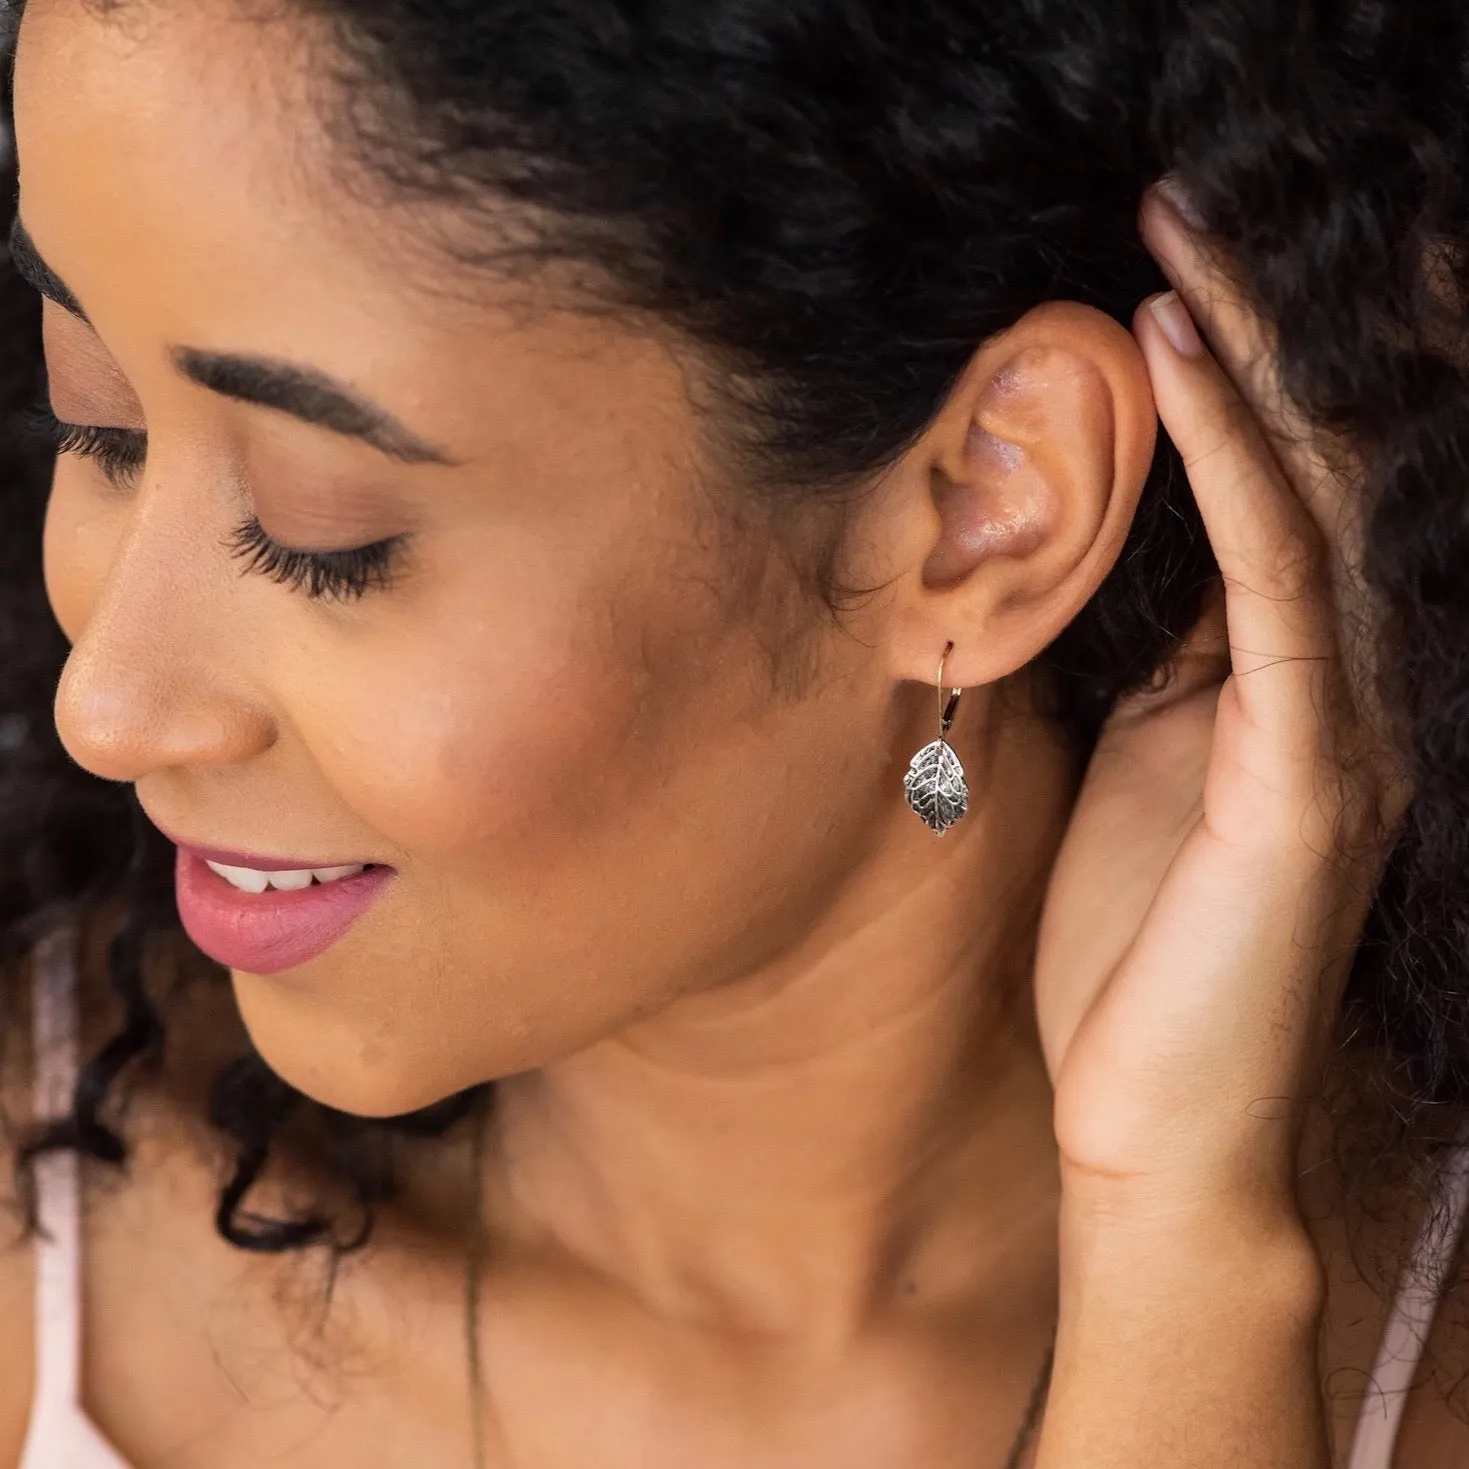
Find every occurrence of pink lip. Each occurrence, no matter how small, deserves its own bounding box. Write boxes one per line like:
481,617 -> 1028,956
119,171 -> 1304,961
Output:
173,847 -> 395,974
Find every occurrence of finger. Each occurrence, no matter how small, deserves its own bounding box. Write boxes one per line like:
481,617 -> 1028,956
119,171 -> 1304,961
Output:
1138,186 -> 1358,564
1139,188 -> 1416,814
1133,290 -> 1343,768
1141,190 -> 1413,800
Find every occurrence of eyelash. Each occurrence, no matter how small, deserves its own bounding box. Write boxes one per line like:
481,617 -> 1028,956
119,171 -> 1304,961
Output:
19,399 -> 407,603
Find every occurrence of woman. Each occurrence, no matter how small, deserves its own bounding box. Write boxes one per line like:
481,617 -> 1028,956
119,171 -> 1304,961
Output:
1,0 -> 1467,1464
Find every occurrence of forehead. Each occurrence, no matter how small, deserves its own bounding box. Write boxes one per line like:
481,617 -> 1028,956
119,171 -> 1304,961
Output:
11,0 -> 709,490
14,0 -> 392,336
17,0 -> 320,206
14,3 -> 638,417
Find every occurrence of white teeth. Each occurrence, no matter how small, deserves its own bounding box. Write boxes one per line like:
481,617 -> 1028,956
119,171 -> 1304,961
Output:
312,864 -> 367,883
205,860 -> 368,894
206,861 -> 272,894
267,869 -> 315,891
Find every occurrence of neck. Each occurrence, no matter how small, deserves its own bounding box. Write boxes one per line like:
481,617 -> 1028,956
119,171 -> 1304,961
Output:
488,683 -> 1076,1341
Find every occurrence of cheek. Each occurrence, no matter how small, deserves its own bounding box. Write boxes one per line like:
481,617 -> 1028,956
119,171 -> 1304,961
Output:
312,635 -> 636,860
285,526 -> 668,861
248,523 -> 791,1110
237,497 -> 887,1114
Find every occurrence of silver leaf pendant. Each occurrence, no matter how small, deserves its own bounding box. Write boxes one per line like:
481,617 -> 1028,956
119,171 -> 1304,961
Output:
903,737 -> 969,834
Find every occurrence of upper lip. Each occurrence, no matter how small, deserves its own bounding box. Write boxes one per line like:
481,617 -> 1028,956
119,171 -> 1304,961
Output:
148,819 -> 385,873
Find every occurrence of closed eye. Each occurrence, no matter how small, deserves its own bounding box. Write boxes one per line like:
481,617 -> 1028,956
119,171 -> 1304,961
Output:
20,398 -> 409,603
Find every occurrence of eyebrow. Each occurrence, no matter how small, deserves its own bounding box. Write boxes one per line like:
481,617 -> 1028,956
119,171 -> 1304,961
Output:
7,213 -> 459,467
7,212 -> 90,324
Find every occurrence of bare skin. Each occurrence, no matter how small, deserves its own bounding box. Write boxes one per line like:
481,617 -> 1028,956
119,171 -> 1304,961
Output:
5,1 -> 1469,1466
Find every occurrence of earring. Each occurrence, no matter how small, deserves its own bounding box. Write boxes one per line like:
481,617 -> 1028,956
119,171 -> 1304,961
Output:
903,641 -> 968,835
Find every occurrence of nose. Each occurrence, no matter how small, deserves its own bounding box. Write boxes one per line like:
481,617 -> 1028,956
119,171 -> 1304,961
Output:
49,473 -> 275,785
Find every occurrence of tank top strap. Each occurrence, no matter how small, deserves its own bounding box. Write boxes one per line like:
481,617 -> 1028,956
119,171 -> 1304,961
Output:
1346,1132 -> 1469,1469
26,921 -> 85,1417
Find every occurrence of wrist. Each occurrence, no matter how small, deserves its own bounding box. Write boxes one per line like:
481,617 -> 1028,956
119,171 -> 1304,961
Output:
1039,1211 -> 1330,1469
1057,1139 -> 1311,1232
1057,1180 -> 1326,1322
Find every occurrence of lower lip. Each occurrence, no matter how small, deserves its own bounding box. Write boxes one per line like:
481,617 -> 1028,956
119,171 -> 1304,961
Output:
174,848 -> 395,974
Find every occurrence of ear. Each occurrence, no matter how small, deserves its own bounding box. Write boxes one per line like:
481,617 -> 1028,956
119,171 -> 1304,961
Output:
862,301 -> 1157,690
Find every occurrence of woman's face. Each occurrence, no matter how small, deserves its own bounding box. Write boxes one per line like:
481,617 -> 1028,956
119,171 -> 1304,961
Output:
13,0 -> 911,1114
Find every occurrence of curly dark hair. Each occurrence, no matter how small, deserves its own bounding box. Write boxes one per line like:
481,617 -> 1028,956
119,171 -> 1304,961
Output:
3,0 -> 1469,1303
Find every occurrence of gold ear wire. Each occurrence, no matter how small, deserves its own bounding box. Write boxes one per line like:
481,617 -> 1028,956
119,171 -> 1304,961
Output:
937,641 -> 963,737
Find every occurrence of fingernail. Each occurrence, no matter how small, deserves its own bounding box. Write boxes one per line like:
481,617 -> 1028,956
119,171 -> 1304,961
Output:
1154,175 -> 1207,230
1149,291 -> 1203,358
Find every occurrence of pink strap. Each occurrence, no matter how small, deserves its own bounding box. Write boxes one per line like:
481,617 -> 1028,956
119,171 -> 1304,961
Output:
1346,1137 -> 1469,1469
26,923 -> 83,1414
19,922 -> 134,1469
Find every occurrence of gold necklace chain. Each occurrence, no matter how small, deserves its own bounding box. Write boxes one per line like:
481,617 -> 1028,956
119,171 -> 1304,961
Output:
1002,1338 -> 1055,1469
463,1096 -> 1054,1469
465,1094 -> 491,1469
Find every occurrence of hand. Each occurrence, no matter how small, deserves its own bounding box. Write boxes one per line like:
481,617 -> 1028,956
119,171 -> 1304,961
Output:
1033,185 -> 1413,1223
1027,184 -> 1415,1469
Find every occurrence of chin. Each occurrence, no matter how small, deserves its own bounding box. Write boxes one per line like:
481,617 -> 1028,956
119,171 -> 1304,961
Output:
225,966 -> 518,1119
